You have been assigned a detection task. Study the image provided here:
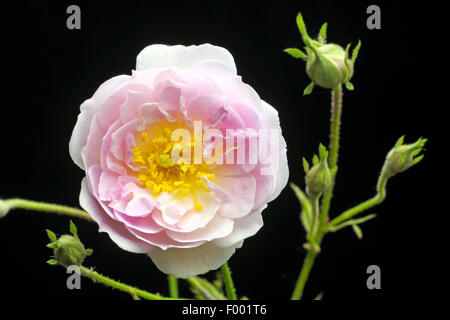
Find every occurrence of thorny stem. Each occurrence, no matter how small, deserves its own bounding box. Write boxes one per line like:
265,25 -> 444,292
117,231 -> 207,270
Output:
320,84 -> 343,224
78,265 -> 178,300
221,262 -> 237,300
291,85 -> 343,300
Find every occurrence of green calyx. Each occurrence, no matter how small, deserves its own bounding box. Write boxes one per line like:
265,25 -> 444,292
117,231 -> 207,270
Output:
304,144 -> 332,198
384,136 -> 427,177
46,220 -> 93,268
284,13 -> 361,93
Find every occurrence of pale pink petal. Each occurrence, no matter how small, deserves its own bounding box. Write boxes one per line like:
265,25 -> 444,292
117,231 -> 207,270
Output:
213,205 -> 266,248
176,190 -> 221,231
69,75 -> 130,169
80,178 -> 155,253
127,228 -> 205,250
100,120 -> 122,171
138,103 -> 175,125
109,182 -> 155,217
166,215 -> 234,243
212,174 -> 256,219
114,211 -> 164,234
86,165 -> 117,220
120,90 -> 155,124
156,192 -> 194,225
98,170 -> 118,201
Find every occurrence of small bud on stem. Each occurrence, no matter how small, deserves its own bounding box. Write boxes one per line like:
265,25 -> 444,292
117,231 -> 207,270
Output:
305,144 -> 332,198
384,136 -> 427,177
285,13 -> 361,93
46,221 -> 93,268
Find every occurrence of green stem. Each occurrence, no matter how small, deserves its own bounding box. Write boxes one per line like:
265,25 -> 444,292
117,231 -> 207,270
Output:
320,85 -> 343,223
0,198 -> 92,221
78,266 -> 177,300
292,85 -> 343,300
308,195 -> 320,242
291,250 -> 316,300
221,262 -> 237,300
168,275 -> 179,298
328,166 -> 389,228
186,277 -> 226,300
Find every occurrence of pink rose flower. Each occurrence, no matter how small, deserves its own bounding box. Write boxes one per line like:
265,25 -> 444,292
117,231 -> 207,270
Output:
69,44 -> 288,278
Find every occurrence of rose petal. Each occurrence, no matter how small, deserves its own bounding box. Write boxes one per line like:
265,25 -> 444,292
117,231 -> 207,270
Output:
213,205 -> 266,247
80,178 -> 156,253
212,174 -> 256,219
69,75 -> 130,169
148,241 -> 243,278
166,215 -> 234,243
136,44 -> 237,74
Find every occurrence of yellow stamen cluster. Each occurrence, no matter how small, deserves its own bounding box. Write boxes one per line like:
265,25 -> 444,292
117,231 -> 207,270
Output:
131,124 -> 215,211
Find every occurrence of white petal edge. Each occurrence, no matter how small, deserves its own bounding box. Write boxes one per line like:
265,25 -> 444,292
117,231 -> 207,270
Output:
136,44 -> 237,75
148,241 -> 243,278
260,100 -> 289,202
213,205 -> 267,248
69,75 -> 130,169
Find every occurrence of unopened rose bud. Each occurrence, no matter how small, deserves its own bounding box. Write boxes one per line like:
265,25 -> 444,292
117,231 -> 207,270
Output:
306,43 -> 354,89
384,136 -> 427,177
51,234 -> 87,267
305,144 -> 332,197
46,221 -> 93,267
285,13 -> 361,93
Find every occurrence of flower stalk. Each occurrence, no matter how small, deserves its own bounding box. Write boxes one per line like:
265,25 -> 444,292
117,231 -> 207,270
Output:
327,136 -> 426,229
0,198 -> 92,221
78,265 -> 177,300
46,221 -> 177,300
221,262 -> 237,300
320,85 -> 342,224
168,275 -> 179,298
291,85 -> 343,300
186,277 -> 226,300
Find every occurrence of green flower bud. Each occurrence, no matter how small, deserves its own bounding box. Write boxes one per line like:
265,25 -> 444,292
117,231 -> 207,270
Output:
284,13 -> 361,93
52,234 -> 87,267
305,144 -> 332,197
384,136 -> 427,177
46,221 -> 93,267
305,43 -> 353,89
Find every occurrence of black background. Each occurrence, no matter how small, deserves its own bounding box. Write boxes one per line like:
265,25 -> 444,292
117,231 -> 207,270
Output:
0,1 -> 443,300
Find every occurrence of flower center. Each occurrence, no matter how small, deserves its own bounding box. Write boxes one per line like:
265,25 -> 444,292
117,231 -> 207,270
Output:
131,122 -> 215,211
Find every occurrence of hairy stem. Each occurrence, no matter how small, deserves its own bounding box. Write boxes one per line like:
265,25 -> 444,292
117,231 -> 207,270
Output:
221,262 -> 237,300
328,166 -> 388,228
292,85 -> 343,300
0,198 -> 92,221
78,266 -> 177,300
320,84 -> 343,222
186,277 -> 226,300
308,195 -> 320,242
